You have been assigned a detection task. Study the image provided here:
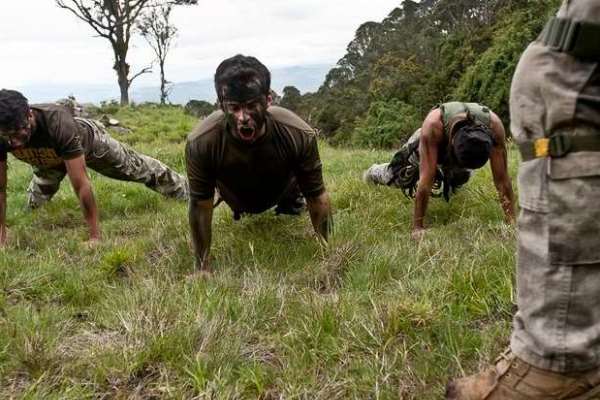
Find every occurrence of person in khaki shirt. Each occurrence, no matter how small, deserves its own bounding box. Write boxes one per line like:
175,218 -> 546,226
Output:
447,1 -> 600,398
185,54 -> 332,275
0,89 -> 188,246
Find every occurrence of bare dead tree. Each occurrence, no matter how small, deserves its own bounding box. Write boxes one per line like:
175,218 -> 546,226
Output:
138,2 -> 177,105
56,0 -> 154,106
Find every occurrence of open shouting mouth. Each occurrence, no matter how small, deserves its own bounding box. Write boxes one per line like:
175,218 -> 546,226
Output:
238,125 -> 256,141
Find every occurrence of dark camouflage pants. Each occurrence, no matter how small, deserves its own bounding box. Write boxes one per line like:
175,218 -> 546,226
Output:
26,120 -> 189,208
363,128 -> 472,200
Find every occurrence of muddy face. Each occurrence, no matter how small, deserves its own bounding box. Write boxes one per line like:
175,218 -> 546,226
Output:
223,96 -> 270,143
0,114 -> 33,149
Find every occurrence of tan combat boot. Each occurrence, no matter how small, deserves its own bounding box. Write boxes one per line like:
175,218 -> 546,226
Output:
445,349 -> 600,400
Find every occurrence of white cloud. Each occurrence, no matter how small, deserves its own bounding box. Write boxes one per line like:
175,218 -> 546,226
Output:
1,0 -> 400,88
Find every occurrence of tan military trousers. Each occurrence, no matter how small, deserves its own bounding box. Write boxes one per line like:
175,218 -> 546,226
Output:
511,194 -> 600,374
26,120 -> 188,208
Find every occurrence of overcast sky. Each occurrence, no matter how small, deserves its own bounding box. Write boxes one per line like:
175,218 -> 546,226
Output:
1,0 -> 400,89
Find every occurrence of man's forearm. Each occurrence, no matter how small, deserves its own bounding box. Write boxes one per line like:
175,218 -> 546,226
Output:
497,182 -> 515,223
77,183 -> 100,240
307,193 -> 333,242
189,200 -> 213,270
64,156 -> 100,241
412,187 -> 430,230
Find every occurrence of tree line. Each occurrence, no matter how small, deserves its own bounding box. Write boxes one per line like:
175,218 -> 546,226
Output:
58,0 -> 561,144
280,0 -> 561,148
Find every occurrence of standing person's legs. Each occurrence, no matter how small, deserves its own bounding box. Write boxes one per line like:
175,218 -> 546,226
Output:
512,209 -> 600,373
26,166 -> 67,209
86,123 -> 188,200
446,208 -> 600,399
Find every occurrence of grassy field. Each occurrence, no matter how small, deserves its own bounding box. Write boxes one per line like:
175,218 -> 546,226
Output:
0,105 -> 520,399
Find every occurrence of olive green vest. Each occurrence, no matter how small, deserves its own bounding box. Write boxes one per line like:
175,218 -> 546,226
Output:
440,102 -> 491,138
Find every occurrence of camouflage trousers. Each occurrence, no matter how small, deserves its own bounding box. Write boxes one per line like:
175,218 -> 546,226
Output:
27,120 -> 189,208
511,205 -> 600,373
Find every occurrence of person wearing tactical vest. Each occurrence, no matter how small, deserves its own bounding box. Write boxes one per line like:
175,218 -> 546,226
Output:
446,1 -> 600,399
0,89 -> 189,245
363,101 -> 515,239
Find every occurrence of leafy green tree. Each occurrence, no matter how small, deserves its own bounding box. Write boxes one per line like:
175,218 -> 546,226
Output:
280,86 -> 302,113
300,0 -> 561,147
451,0 -> 561,122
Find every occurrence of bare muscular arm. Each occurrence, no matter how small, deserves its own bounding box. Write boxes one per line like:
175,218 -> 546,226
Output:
64,155 -> 101,241
189,198 -> 214,271
306,191 -> 333,243
488,113 -> 515,223
412,111 -> 443,236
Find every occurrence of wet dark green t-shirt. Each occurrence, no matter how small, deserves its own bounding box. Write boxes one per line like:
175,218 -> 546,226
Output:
0,104 -> 92,167
185,106 -> 325,213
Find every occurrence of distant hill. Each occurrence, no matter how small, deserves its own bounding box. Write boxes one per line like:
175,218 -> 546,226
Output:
17,64 -> 332,105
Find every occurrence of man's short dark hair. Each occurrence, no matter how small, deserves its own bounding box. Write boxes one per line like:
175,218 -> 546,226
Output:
214,55 -> 271,102
0,89 -> 30,131
452,121 -> 494,169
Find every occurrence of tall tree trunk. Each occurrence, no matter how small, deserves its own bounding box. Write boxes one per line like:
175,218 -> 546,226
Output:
114,29 -> 130,106
159,60 -> 167,105
117,63 -> 130,106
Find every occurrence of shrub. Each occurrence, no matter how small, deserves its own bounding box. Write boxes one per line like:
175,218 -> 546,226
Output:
184,100 -> 216,118
351,99 -> 421,148
98,99 -> 121,115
